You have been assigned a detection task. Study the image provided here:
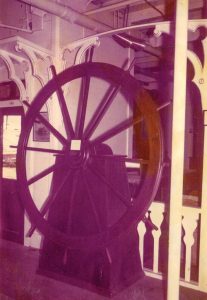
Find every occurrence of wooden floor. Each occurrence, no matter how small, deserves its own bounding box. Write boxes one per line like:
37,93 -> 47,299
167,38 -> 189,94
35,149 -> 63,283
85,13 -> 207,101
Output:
0,239 -> 206,300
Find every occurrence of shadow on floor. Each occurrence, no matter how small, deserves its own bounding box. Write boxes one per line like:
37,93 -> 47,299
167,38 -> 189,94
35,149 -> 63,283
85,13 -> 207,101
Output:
0,239 -> 206,300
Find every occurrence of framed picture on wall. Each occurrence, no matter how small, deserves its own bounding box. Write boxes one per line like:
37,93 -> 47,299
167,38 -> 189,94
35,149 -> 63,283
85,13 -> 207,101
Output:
33,112 -> 50,142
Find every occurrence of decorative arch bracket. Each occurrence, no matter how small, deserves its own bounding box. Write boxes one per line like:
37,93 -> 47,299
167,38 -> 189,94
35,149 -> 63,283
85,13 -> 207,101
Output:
154,19 -> 207,37
62,36 -> 100,68
187,36 -> 207,111
0,48 -> 28,104
0,36 -> 54,109
15,38 -> 53,87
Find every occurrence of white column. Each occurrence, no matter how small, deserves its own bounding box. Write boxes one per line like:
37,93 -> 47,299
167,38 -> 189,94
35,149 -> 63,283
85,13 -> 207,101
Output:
187,37 -> 207,293
167,1 -> 189,300
197,40 -> 207,292
199,123 -> 207,292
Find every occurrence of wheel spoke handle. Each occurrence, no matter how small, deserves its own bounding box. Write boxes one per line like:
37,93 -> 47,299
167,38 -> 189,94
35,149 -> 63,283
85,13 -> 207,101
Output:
142,216 -> 158,231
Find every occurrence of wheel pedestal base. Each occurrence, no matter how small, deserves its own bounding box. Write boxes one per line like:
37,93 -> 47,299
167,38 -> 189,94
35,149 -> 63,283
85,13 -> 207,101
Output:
38,153 -> 144,296
38,228 -> 144,297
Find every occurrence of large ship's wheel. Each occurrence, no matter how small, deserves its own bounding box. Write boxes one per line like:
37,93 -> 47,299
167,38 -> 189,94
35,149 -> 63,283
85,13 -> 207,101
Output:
17,62 -> 163,249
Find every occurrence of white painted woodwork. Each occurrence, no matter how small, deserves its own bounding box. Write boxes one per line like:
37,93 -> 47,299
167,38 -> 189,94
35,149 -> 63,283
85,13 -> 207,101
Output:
137,220 -> 146,268
138,201 -> 207,292
182,208 -> 199,282
150,203 -> 165,273
167,1 -> 189,299
187,36 -> 207,293
199,126 -> 207,292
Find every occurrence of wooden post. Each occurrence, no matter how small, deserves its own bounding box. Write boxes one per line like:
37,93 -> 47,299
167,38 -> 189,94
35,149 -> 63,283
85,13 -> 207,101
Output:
199,116 -> 207,292
187,36 -> 207,293
167,1 -> 189,299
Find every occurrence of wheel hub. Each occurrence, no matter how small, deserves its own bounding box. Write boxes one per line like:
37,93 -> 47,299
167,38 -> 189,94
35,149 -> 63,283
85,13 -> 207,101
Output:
68,139 -> 91,169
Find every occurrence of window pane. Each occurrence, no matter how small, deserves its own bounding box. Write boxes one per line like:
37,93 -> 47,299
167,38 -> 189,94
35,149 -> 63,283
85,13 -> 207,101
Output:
3,115 -> 21,179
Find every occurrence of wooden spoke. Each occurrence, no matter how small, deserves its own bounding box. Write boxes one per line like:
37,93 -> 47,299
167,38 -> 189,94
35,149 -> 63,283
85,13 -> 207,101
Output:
83,84 -> 121,140
91,114 -> 142,146
27,162 -> 64,186
23,101 -> 68,146
50,66 -> 74,139
11,145 -> 64,154
75,75 -> 90,138
26,169 -> 72,237
83,59 -> 129,140
65,170 -> 79,234
82,170 -> 102,231
24,146 -> 64,154
87,164 -> 131,208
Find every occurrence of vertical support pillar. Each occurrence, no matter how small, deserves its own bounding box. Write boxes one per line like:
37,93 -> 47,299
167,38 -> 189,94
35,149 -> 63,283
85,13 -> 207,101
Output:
167,1 -> 188,300
199,110 -> 207,292
187,38 -> 207,292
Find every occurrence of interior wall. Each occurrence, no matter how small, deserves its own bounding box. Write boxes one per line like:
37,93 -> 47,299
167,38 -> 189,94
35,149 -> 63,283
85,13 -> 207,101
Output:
0,65 -> 9,82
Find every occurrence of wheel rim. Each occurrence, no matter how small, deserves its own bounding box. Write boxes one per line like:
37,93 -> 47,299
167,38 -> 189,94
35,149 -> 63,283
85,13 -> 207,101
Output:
17,62 -> 164,249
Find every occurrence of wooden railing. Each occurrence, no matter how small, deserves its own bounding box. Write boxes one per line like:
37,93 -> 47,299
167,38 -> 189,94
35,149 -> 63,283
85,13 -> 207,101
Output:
137,199 -> 207,292
25,195 -> 207,293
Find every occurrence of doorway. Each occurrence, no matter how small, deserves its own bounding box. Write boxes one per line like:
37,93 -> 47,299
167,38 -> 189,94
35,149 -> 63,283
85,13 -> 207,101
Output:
0,106 -> 24,244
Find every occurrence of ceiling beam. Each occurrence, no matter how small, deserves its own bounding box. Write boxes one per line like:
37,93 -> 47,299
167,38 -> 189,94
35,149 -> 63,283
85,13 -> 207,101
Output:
18,0 -> 111,33
85,0 -> 144,15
